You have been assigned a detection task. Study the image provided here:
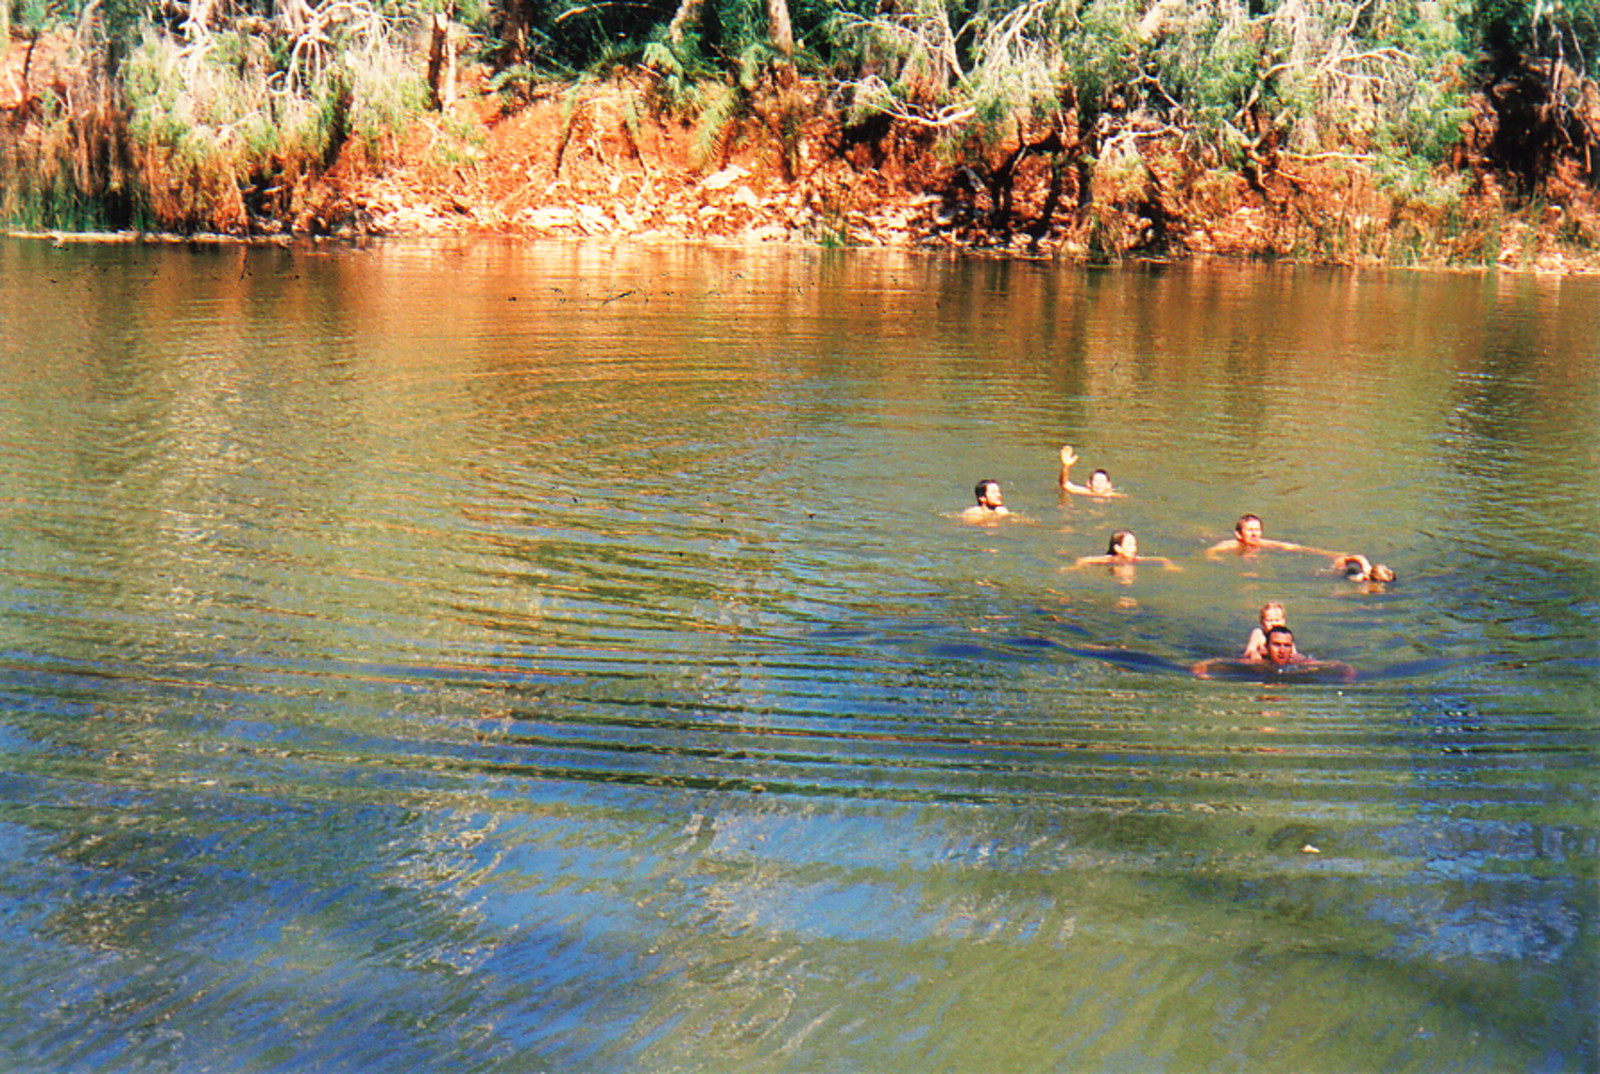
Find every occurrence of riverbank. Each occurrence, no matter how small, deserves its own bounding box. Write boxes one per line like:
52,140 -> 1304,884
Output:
330,72 -> 1598,272
5,39 -> 1599,270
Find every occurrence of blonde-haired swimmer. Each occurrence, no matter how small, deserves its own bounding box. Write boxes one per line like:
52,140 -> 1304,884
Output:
1242,602 -> 1297,661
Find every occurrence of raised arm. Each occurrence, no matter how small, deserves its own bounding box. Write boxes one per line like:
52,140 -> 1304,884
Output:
1059,445 -> 1088,493
1058,445 -> 1124,497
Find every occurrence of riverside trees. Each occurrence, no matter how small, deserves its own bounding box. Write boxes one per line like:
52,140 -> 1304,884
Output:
0,0 -> 1595,251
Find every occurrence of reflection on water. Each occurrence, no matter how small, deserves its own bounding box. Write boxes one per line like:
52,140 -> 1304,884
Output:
0,238 -> 1596,1072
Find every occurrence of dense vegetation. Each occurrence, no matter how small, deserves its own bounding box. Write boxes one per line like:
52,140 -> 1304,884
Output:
2,0 -> 1597,260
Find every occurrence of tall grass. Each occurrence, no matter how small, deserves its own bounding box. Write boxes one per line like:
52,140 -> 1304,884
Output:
2,4 -> 428,234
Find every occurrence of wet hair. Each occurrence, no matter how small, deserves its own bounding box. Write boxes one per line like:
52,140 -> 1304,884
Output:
1091,469 -> 1111,483
1370,564 -> 1397,582
1265,625 -> 1295,643
1107,530 -> 1135,556
974,479 -> 999,504
1235,513 -> 1262,534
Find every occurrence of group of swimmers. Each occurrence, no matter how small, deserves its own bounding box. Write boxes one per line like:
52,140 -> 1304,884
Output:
960,446 -> 1397,681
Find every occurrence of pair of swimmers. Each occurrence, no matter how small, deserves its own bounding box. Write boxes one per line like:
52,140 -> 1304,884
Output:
1204,514 -> 1397,581
961,445 -> 1122,523
1192,610 -> 1357,680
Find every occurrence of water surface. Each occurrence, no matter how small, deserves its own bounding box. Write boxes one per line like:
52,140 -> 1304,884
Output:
0,238 -> 1596,1072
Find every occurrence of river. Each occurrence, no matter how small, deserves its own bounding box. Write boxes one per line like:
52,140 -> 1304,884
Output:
0,237 -> 1595,1072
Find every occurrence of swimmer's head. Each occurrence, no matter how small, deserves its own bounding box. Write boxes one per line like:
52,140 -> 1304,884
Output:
1343,558 -> 1368,579
974,480 -> 1003,509
1088,469 -> 1113,494
1235,514 -> 1263,545
1369,563 -> 1396,583
1264,625 -> 1297,666
1107,530 -> 1137,558
1259,602 -> 1287,630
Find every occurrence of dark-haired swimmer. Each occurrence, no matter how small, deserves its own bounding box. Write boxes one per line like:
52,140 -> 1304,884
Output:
1071,530 -> 1182,571
1193,626 -> 1355,681
1206,513 -> 1346,560
961,479 -> 1012,522
1059,446 -> 1124,498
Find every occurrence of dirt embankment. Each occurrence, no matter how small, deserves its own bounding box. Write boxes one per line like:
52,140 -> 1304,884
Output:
302,71 -> 1600,270
6,38 -> 1600,269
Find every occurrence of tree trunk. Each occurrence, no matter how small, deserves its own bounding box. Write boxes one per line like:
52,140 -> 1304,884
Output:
426,12 -> 456,110
666,0 -> 704,47
766,0 -> 793,58
184,0 -> 216,40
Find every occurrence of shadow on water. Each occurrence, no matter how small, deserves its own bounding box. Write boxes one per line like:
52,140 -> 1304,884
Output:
816,611 -> 1495,684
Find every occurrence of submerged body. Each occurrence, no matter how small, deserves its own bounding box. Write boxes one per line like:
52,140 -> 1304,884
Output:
1071,530 -> 1181,571
1196,626 -> 1355,681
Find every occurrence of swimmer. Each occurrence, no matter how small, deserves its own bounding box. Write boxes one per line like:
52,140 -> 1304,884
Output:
1241,601 -> 1296,661
1332,553 -> 1397,584
961,478 -> 1011,522
1193,626 -> 1356,681
1206,513 -> 1345,559
1071,530 -> 1182,571
1059,446 -> 1124,498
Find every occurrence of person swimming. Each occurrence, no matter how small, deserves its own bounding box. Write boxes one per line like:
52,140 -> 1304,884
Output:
1206,514 -> 1346,559
1059,446 -> 1124,498
1333,553 -> 1397,584
1070,530 -> 1182,571
1194,626 -> 1356,681
961,478 -> 1011,522
1241,601 -> 1296,661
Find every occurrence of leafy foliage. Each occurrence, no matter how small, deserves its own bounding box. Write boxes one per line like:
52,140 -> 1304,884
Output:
5,0 -> 1597,237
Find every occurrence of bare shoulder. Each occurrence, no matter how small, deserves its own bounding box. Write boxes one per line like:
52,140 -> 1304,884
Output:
961,506 -> 1020,524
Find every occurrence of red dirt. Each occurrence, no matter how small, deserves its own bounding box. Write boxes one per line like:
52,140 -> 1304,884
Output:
326,69 -> 1600,269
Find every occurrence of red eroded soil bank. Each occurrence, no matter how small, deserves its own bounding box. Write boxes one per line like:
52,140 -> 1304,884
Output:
5,40 -> 1599,268
326,71 -> 1600,269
